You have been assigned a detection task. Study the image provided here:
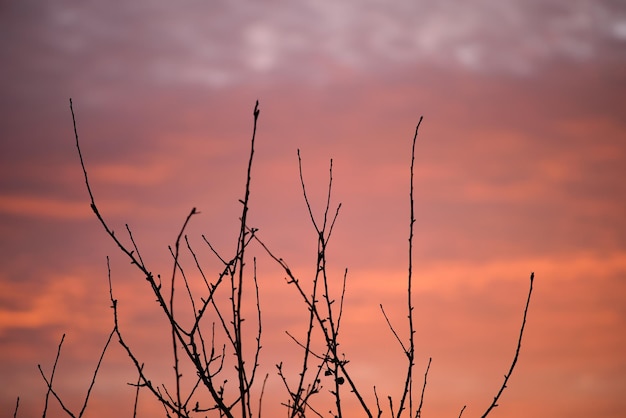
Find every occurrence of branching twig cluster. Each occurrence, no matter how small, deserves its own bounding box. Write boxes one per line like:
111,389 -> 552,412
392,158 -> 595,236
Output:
25,100 -> 535,418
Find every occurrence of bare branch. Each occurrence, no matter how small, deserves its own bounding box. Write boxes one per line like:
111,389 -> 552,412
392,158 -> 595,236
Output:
297,149 -> 319,232
78,327 -> 115,417
480,272 -> 535,417
380,304 -> 408,353
397,116 -> 423,418
415,357 -> 431,418
132,364 -> 144,418
458,405 -> 467,418
41,333 -> 65,417
37,329 -> 114,418
38,364 -> 75,418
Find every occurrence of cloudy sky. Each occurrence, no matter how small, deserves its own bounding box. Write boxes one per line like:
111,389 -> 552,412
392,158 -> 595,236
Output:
1,1 -> 625,417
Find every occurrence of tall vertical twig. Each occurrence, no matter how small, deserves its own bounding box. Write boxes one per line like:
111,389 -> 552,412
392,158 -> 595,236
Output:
398,116 -> 423,417
41,333 -> 65,417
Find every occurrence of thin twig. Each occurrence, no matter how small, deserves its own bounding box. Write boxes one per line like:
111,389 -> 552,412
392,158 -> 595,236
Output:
169,209 -> 198,416
458,405 -> 467,418
230,100 -> 260,418
38,365 -> 75,418
278,152 -> 327,418
373,387 -> 382,418
334,269 -> 349,333
380,304 -> 408,353
397,116 -> 423,418
297,149 -> 319,231
126,224 -> 145,267
186,235 -> 212,290
106,259 -> 180,416
168,244 -> 197,330
39,329 -> 113,418
249,257 -> 264,406
41,333 -> 65,417
132,364 -> 144,418
480,272 -> 535,417
415,357 -> 431,418
284,331 -> 325,360
258,373 -> 269,418
78,327 -> 115,417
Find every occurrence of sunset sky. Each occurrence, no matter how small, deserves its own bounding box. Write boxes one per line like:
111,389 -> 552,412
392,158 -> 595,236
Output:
1,1 -> 626,417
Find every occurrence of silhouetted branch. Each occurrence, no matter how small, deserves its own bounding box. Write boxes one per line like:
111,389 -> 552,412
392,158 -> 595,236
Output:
168,208 -> 199,415
373,387 -> 383,418
132,364 -> 144,418
79,327 -> 115,417
41,333 -> 64,417
257,373 -> 269,418
379,304 -> 407,353
37,328 -> 114,418
480,272 -> 535,417
415,357 -> 431,418
458,404 -> 467,418
396,116 -> 423,418
38,364 -> 75,418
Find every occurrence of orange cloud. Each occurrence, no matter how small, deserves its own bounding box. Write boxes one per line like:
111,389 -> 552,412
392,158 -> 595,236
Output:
0,195 -> 91,220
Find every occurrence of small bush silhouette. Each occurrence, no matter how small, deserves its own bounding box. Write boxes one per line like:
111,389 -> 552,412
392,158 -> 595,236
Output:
20,100 -> 534,418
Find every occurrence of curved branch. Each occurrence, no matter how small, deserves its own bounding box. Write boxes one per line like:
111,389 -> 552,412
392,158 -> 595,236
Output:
481,272 -> 535,417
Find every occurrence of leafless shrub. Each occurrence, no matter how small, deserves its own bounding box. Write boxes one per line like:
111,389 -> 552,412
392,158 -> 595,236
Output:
27,100 -> 534,418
